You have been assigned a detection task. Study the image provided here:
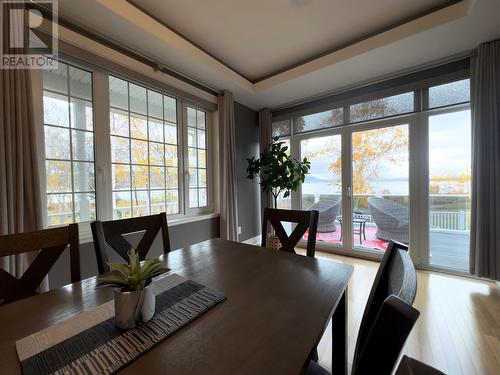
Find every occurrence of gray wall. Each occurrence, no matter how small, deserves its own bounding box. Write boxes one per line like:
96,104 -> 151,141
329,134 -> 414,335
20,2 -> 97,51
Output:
48,217 -> 219,289
234,102 -> 261,242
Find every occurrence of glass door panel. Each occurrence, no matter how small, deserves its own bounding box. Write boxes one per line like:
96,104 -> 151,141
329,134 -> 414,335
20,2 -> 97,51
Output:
428,110 -> 471,271
351,124 -> 409,252
300,134 -> 342,245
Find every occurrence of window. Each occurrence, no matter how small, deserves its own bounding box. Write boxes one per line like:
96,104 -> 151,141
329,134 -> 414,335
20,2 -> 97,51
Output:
428,79 -> 470,109
350,92 -> 414,122
272,120 -> 291,138
109,76 -> 179,219
295,108 -> 343,134
187,106 -> 208,208
43,62 -> 95,226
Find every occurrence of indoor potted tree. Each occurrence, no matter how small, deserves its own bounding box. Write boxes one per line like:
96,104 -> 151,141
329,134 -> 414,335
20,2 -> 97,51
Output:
97,248 -> 168,329
247,137 -> 311,249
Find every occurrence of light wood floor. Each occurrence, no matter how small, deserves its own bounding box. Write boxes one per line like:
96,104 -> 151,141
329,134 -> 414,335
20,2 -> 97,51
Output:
307,251 -> 500,375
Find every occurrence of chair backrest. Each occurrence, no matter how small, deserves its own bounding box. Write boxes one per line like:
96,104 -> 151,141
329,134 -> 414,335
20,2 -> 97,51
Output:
0,224 -> 80,305
91,213 -> 170,274
352,295 -> 420,375
261,208 -> 319,257
352,241 -> 417,372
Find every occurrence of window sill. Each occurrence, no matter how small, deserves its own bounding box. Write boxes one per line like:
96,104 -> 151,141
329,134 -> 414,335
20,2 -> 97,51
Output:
78,212 -> 220,244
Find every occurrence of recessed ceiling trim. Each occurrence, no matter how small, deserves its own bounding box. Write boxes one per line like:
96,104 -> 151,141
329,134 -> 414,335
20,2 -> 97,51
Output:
127,0 -> 464,84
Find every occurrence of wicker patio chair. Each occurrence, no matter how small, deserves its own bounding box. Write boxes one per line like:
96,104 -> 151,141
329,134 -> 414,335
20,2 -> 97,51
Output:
368,197 -> 409,244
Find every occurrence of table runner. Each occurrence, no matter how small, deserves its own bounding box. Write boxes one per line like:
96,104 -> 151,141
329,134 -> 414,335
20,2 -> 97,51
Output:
16,273 -> 226,375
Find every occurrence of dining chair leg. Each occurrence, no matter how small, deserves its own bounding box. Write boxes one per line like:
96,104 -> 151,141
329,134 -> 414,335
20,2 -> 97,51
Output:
331,287 -> 347,375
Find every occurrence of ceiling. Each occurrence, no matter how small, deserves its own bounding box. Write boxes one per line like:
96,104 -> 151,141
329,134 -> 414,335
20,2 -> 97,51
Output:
56,0 -> 500,110
128,0 -> 452,82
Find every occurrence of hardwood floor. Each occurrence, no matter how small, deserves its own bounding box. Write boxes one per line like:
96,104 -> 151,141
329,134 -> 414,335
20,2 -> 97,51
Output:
306,251 -> 500,375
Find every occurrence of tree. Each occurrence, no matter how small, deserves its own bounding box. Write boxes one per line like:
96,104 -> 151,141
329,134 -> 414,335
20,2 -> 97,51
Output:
247,138 -> 311,208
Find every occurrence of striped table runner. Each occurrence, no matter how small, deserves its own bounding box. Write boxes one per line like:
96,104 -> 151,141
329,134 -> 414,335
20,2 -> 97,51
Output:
16,274 -> 226,375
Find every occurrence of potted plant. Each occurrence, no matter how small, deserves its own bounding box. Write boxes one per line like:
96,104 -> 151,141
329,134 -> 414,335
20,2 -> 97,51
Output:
247,137 -> 311,249
97,248 -> 168,329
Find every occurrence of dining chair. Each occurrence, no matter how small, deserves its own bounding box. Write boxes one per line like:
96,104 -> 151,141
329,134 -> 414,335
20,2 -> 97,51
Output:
0,224 -> 80,306
261,208 -> 319,257
307,240 -> 419,375
395,355 -> 446,375
91,212 -> 171,274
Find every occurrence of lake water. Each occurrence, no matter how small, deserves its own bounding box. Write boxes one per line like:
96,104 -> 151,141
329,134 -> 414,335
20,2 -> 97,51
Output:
302,180 -> 409,196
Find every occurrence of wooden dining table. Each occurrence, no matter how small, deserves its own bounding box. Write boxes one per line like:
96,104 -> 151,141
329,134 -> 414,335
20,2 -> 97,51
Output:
0,238 -> 353,375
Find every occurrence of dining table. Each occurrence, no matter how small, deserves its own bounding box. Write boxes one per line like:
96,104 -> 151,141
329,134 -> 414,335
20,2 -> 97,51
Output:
0,238 -> 353,375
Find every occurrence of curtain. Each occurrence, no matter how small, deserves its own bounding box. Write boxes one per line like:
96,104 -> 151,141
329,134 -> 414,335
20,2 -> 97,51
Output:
470,39 -> 500,281
0,69 -> 44,282
259,109 -> 273,222
218,90 -> 239,241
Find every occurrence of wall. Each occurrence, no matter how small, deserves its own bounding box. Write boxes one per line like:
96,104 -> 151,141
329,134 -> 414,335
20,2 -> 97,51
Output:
234,102 -> 261,242
48,217 -> 219,289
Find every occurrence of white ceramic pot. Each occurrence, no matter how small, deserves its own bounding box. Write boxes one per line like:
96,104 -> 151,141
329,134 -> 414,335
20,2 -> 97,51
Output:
114,284 -> 155,330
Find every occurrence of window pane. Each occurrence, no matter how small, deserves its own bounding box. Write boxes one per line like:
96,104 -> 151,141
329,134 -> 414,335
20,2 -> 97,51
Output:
189,188 -> 198,208
164,96 -> 177,123
197,111 -> 205,129
112,164 -> 130,190
73,162 -> 95,192
132,191 -> 150,217
350,92 -> 413,122
44,91 -> 69,127
429,110 -> 471,271
272,120 -> 291,137
74,193 -> 96,222
197,130 -> 206,149
148,119 -> 164,143
199,169 -> 207,187
188,107 -> 197,127
150,190 -> 166,215
166,190 -> 179,214
188,147 -> 197,167
69,66 -> 92,100
188,127 -> 196,147
46,160 -> 72,193
295,108 -> 343,133
150,166 -> 165,188
72,130 -> 94,161
130,114 -> 147,140
149,142 -> 164,165
166,167 -> 178,189
129,83 -> 147,114
113,191 -> 132,219
132,165 -> 149,189
199,189 -> 207,207
47,194 -> 73,226
71,98 -> 93,131
111,136 -> 130,163
429,79 -> 470,108
198,149 -> 206,168
43,64 -> 68,94
148,90 -> 163,119
110,109 -> 129,136
189,168 -> 198,187
45,126 -> 70,159
109,76 -> 128,110
165,145 -> 177,167
165,123 -> 177,144
131,139 -> 148,164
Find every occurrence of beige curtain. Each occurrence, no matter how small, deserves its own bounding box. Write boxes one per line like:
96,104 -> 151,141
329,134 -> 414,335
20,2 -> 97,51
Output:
0,69 -> 44,280
259,108 -> 273,220
218,90 -> 239,241
470,39 -> 500,281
